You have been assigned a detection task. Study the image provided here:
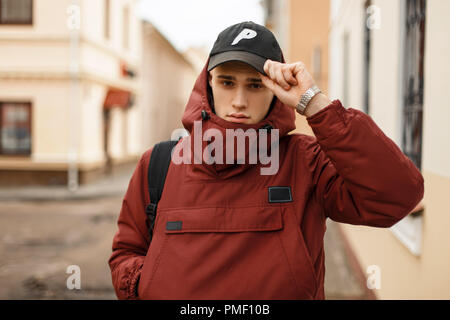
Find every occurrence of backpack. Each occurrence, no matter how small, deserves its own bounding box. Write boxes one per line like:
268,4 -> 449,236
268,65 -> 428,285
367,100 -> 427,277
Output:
144,139 -> 179,242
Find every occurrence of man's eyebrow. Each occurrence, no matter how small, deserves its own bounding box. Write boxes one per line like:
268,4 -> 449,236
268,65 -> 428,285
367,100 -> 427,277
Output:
217,75 -> 262,82
217,75 -> 235,80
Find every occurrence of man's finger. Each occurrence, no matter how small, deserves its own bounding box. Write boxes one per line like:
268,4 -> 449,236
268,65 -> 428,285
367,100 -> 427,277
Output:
275,67 -> 290,90
267,61 -> 276,82
283,65 -> 297,86
263,59 -> 271,75
265,61 -> 298,89
260,74 -> 274,90
293,62 -> 305,77
266,61 -> 289,89
264,59 -> 276,79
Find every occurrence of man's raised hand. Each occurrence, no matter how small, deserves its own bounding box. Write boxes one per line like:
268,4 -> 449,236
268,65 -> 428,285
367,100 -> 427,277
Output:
261,60 -> 316,109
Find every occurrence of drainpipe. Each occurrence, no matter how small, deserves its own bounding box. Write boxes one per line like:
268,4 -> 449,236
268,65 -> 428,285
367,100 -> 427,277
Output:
67,1 -> 81,191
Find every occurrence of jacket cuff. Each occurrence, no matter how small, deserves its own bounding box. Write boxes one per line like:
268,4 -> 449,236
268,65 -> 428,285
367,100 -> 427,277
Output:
306,99 -> 348,141
127,262 -> 143,299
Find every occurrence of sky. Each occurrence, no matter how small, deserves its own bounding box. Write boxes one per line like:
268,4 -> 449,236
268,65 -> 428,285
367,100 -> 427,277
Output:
136,0 -> 265,53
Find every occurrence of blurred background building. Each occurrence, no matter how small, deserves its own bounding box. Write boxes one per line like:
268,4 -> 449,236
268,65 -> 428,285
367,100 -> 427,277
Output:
265,0 -> 450,299
264,0 -> 330,136
0,0 -> 141,186
141,21 -> 196,147
328,0 -> 449,300
0,0 -> 195,187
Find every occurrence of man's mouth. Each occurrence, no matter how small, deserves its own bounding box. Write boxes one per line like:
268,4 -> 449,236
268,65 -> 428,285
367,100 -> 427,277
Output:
227,113 -> 250,123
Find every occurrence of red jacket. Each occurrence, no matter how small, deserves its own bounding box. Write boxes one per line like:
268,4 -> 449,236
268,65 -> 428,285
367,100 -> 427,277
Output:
108,61 -> 424,300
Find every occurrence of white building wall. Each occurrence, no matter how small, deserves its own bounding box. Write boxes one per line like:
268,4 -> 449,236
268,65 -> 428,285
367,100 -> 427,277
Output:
422,0 -> 450,178
329,0 -> 450,299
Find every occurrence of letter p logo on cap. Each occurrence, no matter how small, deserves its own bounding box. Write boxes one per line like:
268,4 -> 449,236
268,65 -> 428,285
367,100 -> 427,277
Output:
231,28 -> 257,45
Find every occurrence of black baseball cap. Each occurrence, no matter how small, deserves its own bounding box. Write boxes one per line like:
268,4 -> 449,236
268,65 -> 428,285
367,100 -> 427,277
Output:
207,21 -> 283,76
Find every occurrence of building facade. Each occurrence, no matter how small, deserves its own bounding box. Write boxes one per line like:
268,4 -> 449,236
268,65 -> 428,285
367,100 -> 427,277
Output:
0,0 -> 196,188
265,0 -> 450,298
0,0 -> 142,187
141,22 -> 197,148
329,0 -> 449,299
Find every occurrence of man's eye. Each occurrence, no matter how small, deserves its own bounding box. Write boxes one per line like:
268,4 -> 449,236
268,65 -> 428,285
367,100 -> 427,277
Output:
222,81 -> 234,87
249,83 -> 263,89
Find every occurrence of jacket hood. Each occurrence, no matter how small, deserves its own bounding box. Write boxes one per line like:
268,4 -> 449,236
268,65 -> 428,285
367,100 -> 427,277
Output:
180,57 -> 296,179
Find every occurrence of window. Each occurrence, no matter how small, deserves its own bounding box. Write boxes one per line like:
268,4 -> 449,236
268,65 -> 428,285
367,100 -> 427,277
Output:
363,0 -> 372,114
123,5 -> 129,49
0,0 -> 32,25
390,0 -> 426,257
0,102 -> 32,155
402,0 -> 425,170
104,0 -> 110,40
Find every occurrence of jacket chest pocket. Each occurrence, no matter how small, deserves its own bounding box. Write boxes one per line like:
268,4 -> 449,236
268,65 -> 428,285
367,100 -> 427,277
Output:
137,206 -> 317,300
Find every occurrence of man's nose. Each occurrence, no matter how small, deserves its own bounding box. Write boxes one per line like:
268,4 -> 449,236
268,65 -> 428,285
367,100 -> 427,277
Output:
232,87 -> 248,109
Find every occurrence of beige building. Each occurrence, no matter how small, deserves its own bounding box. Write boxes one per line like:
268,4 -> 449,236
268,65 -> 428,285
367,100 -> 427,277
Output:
0,0 -> 142,186
328,0 -> 449,299
141,22 -> 197,147
0,0 -> 196,187
264,0 -> 330,136
266,0 -> 449,298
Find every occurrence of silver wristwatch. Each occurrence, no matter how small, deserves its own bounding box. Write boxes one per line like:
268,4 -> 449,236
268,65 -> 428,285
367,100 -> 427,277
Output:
296,85 -> 321,115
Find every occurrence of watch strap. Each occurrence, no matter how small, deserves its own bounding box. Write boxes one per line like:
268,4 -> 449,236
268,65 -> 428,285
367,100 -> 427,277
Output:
296,85 -> 321,115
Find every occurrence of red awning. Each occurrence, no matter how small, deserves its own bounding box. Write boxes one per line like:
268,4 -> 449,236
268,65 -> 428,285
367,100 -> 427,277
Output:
103,89 -> 132,109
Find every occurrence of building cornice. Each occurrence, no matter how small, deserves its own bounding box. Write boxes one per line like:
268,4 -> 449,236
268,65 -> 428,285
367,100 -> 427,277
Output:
0,34 -> 140,69
0,69 -> 140,92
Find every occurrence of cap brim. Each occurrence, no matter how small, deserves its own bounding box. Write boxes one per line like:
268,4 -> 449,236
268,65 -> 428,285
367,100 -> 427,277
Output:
207,51 -> 267,75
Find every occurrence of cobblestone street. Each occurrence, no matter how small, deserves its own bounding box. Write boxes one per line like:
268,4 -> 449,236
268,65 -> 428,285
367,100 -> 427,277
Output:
0,166 -> 373,300
0,197 -> 120,299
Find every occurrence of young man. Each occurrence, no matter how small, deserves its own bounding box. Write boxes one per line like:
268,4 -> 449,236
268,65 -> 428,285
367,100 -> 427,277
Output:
109,21 -> 424,300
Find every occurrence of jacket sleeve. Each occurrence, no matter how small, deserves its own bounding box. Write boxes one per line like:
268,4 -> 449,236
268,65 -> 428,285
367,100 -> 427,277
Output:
302,99 -> 424,227
108,148 -> 152,299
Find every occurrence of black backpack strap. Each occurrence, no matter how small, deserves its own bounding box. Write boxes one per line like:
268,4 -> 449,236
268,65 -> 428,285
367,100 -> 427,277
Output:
145,139 -> 179,242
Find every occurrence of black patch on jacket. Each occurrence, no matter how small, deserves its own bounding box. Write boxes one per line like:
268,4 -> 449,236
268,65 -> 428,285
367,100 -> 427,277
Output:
268,186 -> 293,203
166,221 -> 183,231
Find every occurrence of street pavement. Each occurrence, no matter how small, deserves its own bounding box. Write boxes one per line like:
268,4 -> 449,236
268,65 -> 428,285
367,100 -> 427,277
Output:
0,162 -> 373,299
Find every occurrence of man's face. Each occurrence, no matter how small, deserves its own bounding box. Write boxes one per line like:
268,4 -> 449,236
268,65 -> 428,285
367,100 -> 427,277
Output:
208,61 -> 274,124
